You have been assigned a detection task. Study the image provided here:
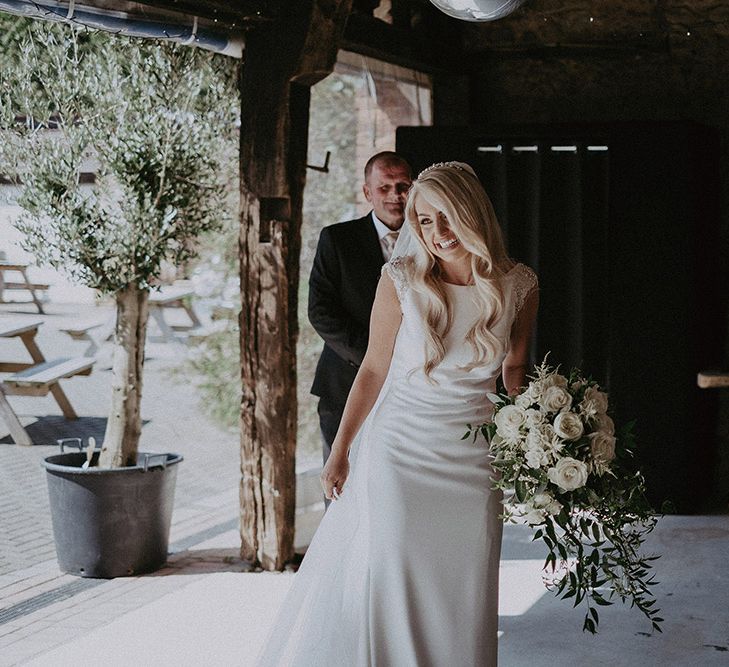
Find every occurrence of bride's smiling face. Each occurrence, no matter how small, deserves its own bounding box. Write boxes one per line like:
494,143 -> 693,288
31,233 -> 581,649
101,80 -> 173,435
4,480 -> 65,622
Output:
414,197 -> 470,264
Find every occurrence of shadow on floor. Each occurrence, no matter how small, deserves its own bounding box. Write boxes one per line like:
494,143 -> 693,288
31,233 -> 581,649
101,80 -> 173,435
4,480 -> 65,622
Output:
153,549 -> 256,576
0,415 -> 108,446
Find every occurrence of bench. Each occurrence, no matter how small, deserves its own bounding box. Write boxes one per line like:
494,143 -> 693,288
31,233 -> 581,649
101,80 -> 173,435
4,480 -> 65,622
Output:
3,357 -> 95,395
60,319 -> 115,357
148,285 -> 202,342
0,262 -> 50,314
1,281 -> 50,294
0,356 -> 96,445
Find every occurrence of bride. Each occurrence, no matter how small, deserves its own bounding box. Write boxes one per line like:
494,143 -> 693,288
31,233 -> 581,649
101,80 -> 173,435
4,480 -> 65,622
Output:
256,161 -> 539,666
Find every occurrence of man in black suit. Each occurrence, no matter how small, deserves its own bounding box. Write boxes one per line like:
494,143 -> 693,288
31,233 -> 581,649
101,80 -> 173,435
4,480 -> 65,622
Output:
309,152 -> 412,486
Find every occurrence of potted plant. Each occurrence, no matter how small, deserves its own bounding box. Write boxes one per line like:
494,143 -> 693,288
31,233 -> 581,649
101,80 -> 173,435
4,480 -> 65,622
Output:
0,18 -> 237,577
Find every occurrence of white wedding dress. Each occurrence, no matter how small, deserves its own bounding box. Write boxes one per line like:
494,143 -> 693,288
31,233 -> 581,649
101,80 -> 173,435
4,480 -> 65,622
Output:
256,258 -> 538,667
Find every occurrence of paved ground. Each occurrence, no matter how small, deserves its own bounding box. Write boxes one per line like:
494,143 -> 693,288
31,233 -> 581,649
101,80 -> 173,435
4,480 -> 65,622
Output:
0,300 -> 247,663
1,299 -> 728,666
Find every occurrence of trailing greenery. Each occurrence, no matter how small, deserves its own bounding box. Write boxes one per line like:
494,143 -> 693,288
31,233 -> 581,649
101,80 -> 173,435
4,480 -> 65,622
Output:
465,360 -> 662,634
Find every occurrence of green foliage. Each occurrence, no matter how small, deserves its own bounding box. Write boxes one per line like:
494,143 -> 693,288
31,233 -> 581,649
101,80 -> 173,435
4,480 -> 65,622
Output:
179,70 -> 359,460
0,18 -> 238,295
184,314 -> 241,429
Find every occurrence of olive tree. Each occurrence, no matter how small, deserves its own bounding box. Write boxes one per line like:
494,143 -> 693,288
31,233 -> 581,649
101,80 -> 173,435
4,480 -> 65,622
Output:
0,19 -> 237,467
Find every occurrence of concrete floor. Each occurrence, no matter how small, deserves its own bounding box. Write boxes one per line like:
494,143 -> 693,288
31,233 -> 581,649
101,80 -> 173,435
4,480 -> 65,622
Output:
19,515 -> 729,667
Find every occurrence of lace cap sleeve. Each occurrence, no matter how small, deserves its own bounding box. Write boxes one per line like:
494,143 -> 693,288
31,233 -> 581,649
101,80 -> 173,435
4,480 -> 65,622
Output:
512,263 -> 539,315
381,255 -> 411,302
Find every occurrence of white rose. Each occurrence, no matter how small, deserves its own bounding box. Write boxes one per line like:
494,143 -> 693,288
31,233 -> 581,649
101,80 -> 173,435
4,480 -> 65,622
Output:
589,431 -> 616,463
542,373 -> 568,389
516,503 -> 545,525
525,427 -> 549,451
539,386 -> 572,413
532,492 -> 553,508
494,405 -> 526,438
583,386 -> 609,414
593,413 -> 615,435
532,492 -> 561,516
523,508 -> 545,525
547,457 -> 589,492
553,412 -> 584,441
525,408 -> 546,428
525,448 -> 547,469
525,381 -> 543,403
515,393 -> 534,410
546,499 -> 563,515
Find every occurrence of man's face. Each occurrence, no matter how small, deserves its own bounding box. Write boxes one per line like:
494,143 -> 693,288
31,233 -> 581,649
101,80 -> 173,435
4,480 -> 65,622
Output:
363,162 -> 412,230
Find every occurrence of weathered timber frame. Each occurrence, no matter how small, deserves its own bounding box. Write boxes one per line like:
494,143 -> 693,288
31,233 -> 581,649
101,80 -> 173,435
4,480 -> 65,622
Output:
238,0 -> 353,570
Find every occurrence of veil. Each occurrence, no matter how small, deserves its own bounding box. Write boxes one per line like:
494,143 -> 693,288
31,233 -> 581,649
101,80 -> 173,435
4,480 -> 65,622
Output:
391,217 -> 417,260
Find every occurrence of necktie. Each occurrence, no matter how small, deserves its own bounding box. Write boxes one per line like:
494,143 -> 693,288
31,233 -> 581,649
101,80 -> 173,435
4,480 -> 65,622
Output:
382,231 -> 399,260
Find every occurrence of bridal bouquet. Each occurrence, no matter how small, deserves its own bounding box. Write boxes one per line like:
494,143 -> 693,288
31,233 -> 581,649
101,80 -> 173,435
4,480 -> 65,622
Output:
465,360 -> 662,634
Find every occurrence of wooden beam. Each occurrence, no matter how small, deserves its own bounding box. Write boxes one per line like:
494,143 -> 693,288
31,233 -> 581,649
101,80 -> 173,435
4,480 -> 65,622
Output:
342,3 -> 464,72
238,0 -> 352,571
126,0 -> 279,25
698,371 -> 729,389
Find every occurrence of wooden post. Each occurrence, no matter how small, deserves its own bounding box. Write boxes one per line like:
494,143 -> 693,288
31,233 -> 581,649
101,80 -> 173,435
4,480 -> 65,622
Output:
238,1 -> 352,570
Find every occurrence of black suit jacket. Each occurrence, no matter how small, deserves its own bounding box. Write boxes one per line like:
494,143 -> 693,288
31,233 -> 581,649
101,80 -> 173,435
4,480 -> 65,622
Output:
309,213 -> 385,408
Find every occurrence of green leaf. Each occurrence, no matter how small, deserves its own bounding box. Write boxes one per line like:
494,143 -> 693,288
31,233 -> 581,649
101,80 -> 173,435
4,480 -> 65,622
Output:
592,594 -> 613,606
545,520 -> 558,543
583,617 -> 597,634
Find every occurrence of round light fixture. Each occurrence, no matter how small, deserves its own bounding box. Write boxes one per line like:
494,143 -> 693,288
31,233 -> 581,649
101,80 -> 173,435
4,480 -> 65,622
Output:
428,0 -> 527,22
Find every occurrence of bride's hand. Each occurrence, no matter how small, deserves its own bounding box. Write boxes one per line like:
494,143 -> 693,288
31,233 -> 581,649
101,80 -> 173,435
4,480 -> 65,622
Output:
321,451 -> 349,501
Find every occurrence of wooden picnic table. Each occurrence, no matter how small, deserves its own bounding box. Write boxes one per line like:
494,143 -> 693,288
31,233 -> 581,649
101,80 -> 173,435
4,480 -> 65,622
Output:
59,284 -> 202,352
0,262 -> 50,314
0,320 -> 94,445
148,284 -> 202,343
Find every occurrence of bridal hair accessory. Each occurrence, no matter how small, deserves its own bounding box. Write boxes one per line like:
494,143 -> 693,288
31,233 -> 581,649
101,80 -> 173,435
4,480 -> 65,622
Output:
417,161 -> 464,179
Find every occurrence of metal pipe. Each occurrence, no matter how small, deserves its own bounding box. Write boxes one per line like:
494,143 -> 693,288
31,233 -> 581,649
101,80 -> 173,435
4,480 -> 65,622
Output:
0,0 -> 244,57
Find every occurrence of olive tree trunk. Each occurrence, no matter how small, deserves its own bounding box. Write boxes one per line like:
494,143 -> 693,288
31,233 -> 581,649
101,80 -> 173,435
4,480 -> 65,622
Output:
99,285 -> 149,468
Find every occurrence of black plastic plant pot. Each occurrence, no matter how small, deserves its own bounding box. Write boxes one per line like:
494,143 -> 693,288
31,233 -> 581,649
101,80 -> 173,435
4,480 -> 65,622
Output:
41,451 -> 183,578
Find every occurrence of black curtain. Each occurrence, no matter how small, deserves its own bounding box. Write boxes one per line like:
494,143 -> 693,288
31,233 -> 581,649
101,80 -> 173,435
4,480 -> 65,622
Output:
397,122 -> 723,512
469,142 -> 610,380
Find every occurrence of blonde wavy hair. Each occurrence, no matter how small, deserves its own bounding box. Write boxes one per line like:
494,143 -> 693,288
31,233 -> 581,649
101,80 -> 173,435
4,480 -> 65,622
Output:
405,162 -> 513,378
